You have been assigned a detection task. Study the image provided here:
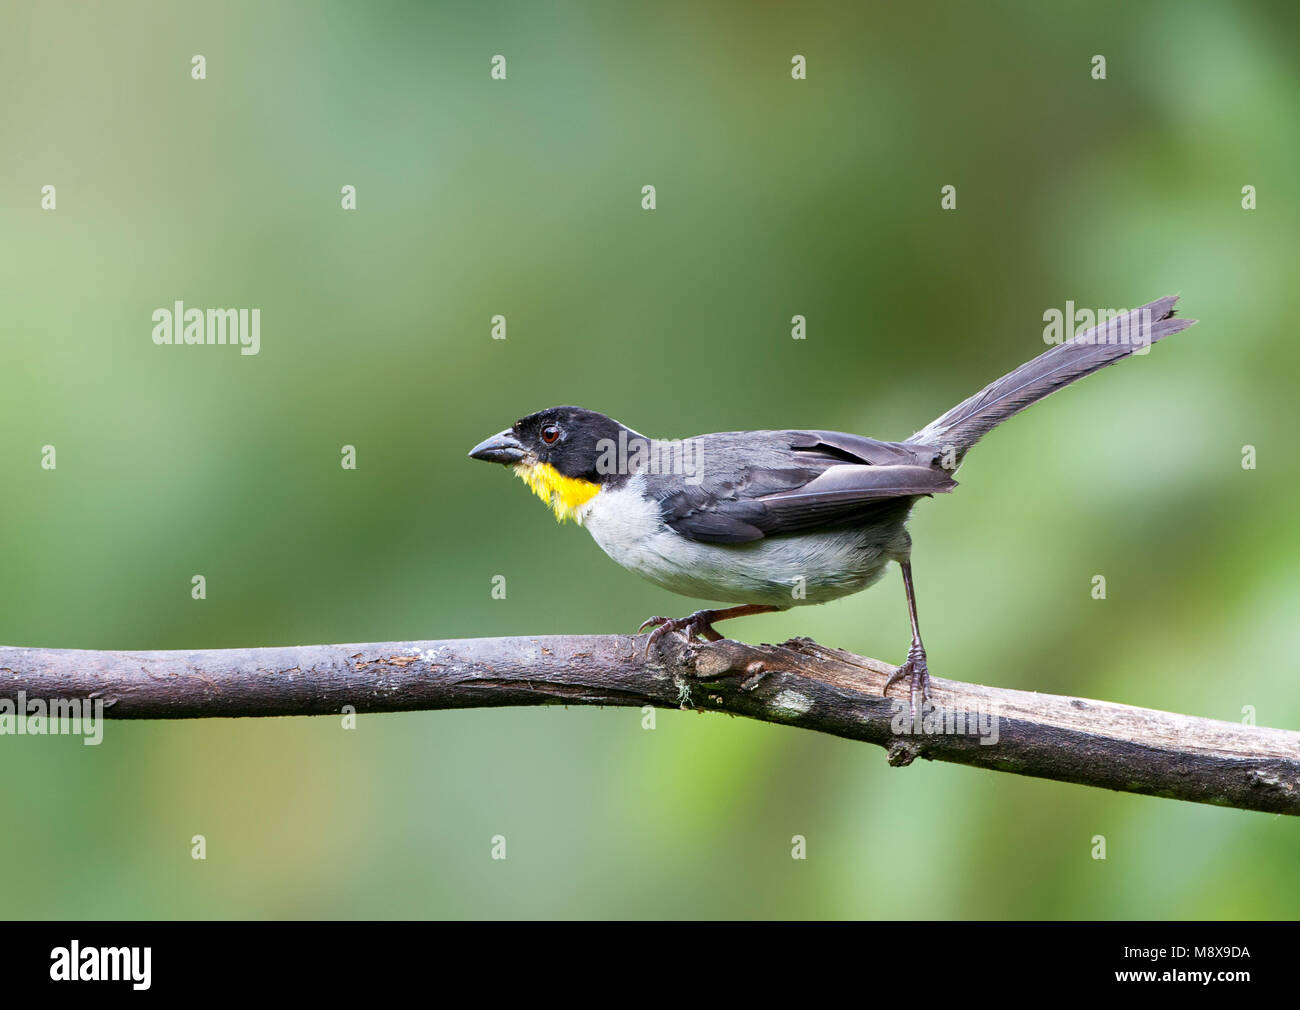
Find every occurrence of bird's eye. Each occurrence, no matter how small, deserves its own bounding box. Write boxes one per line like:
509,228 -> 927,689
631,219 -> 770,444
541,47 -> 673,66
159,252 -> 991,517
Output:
541,425 -> 561,444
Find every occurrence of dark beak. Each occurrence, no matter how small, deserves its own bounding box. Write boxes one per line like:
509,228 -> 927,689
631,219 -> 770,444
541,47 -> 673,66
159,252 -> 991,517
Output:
468,429 -> 527,465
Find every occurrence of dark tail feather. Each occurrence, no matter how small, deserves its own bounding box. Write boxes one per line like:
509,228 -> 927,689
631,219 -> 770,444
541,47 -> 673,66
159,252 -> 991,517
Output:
907,295 -> 1196,457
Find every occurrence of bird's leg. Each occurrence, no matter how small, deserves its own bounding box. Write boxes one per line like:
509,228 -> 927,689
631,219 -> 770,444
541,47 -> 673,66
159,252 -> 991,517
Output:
883,560 -> 931,724
639,605 -> 780,654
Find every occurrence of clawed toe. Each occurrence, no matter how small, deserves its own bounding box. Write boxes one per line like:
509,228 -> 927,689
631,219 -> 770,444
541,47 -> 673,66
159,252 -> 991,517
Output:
637,610 -> 721,654
883,644 -> 931,724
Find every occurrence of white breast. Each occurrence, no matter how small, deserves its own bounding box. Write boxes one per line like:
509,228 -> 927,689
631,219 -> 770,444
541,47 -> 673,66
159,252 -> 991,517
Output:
576,475 -> 899,608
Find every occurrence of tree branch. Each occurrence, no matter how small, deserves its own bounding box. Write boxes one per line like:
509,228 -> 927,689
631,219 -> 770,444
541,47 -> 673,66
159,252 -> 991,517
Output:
2,634 -> 1296,815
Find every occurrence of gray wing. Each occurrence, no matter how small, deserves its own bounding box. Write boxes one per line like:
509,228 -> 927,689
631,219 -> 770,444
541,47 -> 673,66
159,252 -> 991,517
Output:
649,430 -> 955,545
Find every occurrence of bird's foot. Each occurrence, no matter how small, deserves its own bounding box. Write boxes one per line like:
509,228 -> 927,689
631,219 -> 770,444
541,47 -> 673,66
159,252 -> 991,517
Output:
883,640 -> 931,725
638,610 -> 724,654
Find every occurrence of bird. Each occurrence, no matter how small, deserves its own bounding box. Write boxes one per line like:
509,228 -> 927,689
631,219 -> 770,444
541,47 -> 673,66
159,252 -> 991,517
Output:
468,296 -> 1195,717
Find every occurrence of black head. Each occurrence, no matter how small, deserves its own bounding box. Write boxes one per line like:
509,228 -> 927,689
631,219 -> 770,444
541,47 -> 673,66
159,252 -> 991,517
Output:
468,406 -> 635,483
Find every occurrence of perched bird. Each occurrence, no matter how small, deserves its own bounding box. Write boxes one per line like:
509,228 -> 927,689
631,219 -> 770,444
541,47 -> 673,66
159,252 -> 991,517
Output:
469,296 -> 1195,715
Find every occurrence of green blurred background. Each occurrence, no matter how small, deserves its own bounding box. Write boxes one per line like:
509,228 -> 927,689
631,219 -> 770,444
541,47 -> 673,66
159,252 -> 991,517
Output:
2,0 -> 1297,918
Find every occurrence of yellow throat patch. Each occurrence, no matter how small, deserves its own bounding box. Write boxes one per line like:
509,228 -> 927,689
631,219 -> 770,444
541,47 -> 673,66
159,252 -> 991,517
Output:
512,461 -> 600,523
